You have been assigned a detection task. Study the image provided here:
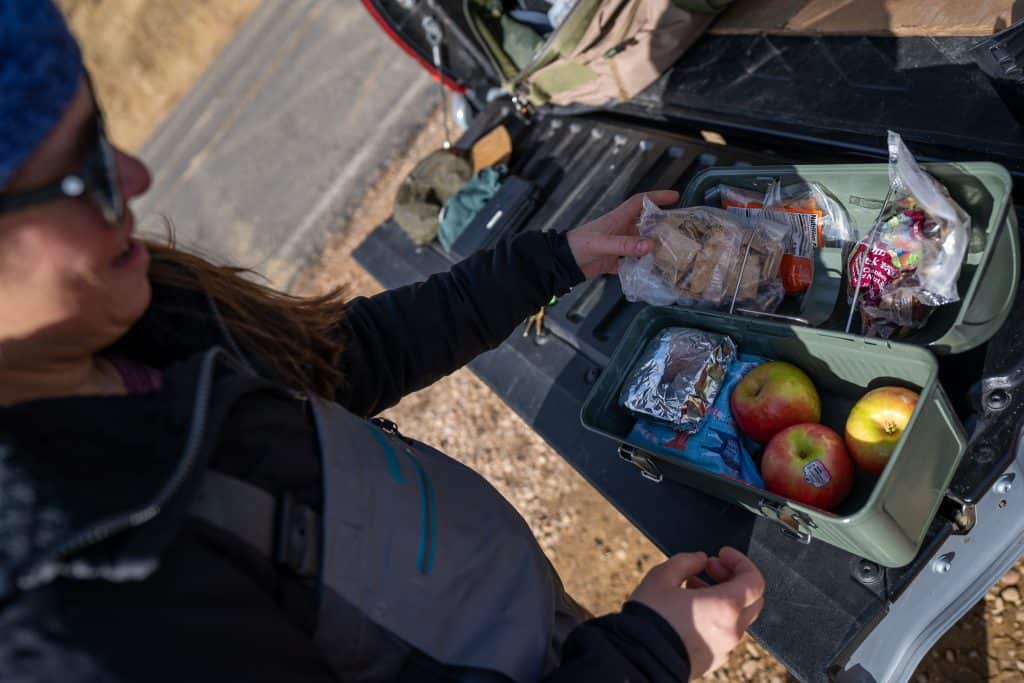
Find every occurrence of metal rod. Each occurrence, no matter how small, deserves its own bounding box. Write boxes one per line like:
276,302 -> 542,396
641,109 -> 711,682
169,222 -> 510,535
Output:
423,16 -> 452,150
734,308 -> 810,325
433,45 -> 452,150
729,179 -> 776,315
845,185 -> 895,334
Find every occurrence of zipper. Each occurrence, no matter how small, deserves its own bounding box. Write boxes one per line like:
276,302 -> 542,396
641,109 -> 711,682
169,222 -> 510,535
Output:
464,0 -> 588,93
507,0 -> 640,99
14,349 -> 224,593
508,0 -> 591,86
585,0 -> 642,69
369,416 -> 437,575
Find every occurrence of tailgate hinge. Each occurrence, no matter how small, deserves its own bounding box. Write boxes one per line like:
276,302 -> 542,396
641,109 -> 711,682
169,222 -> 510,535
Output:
618,444 -> 663,483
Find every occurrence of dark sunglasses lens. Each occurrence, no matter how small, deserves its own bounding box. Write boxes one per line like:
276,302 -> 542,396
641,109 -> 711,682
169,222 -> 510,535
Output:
94,124 -> 122,224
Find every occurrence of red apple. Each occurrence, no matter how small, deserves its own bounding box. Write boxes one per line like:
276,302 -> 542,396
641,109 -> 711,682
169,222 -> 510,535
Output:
761,423 -> 854,511
730,361 -> 821,444
844,387 -> 919,475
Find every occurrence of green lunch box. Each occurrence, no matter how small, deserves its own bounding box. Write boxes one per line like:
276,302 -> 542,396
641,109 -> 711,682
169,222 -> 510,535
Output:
680,162 -> 1020,354
580,305 -> 968,567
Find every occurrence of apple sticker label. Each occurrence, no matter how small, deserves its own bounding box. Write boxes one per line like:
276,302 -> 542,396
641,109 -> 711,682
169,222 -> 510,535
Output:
803,460 -> 832,489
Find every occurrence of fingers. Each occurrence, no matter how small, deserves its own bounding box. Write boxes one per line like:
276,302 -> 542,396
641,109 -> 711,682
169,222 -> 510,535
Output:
589,190 -> 680,233
574,232 -> 653,259
706,556 -> 732,584
648,551 -> 708,587
739,596 -> 765,632
642,190 -> 680,207
709,548 -> 765,609
609,191 -> 680,220
717,547 -> 759,578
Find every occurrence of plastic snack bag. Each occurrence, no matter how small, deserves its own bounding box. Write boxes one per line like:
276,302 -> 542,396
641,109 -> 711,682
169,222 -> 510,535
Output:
707,181 -> 852,294
620,327 -> 737,431
626,354 -> 767,488
619,197 -> 789,312
847,131 -> 971,338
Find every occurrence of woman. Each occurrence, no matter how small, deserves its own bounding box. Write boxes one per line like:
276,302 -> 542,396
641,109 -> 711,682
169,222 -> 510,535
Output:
0,3 -> 765,681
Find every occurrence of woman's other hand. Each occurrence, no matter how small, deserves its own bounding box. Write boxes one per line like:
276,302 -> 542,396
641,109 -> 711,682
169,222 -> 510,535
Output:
566,190 -> 679,280
630,547 -> 766,679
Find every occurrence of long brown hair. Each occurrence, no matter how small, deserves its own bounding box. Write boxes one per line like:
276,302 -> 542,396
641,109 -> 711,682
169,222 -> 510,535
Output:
144,239 -> 348,398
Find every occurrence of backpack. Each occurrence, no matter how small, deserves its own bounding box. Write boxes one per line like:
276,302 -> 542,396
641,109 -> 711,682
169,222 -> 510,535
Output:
466,0 -> 734,108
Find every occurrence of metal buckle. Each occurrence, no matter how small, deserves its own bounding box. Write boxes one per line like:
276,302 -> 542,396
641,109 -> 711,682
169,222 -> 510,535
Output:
275,492 -> 319,578
372,417 -> 399,435
758,498 -> 815,544
618,444 -> 663,483
510,92 -> 536,122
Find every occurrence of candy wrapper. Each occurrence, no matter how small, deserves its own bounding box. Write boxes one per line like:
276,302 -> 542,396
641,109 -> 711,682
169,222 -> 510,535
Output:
707,181 -> 852,294
619,327 -> 737,431
627,354 -> 767,488
619,198 -> 789,312
848,131 -> 971,338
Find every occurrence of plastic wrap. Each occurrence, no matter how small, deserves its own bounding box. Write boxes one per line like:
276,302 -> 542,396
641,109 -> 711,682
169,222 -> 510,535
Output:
619,198 -> 789,312
619,327 -> 737,431
848,131 -> 971,338
707,181 -> 852,294
626,354 -> 767,488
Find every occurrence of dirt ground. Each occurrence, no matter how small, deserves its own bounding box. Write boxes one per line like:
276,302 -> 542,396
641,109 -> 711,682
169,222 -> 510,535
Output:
64,1 -> 1024,681
58,0 -> 260,151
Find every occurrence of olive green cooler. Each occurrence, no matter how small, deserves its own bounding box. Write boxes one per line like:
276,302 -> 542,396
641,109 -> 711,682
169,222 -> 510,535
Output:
581,161 -> 1015,566
581,306 -> 967,567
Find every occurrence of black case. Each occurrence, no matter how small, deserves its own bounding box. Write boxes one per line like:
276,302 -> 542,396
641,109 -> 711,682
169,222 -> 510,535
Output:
448,175 -> 538,261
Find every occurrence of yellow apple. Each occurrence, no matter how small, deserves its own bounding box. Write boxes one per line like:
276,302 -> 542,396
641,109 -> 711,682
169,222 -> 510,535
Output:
844,387 -> 919,475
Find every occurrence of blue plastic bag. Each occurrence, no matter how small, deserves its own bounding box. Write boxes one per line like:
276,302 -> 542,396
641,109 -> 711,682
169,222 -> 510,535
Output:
627,354 -> 767,488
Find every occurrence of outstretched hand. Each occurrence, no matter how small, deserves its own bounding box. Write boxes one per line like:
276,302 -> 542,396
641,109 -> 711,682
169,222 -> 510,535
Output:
566,190 -> 679,280
630,546 -> 766,679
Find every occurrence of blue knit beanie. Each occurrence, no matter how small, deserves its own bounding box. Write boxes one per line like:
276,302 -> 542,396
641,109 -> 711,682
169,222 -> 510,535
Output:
0,0 -> 84,188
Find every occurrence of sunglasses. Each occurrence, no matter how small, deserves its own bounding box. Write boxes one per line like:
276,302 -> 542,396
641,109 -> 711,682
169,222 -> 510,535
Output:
0,103 -> 122,226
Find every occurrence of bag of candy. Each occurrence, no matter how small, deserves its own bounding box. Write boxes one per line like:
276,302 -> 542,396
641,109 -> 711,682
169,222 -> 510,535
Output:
847,131 -> 971,338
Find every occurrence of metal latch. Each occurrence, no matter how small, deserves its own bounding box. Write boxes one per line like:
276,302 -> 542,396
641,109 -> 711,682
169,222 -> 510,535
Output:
758,498 -> 815,544
939,490 -> 977,534
618,444 -> 663,483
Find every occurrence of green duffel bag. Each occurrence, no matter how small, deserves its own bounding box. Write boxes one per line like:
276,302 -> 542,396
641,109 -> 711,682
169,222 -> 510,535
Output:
467,0 -> 734,108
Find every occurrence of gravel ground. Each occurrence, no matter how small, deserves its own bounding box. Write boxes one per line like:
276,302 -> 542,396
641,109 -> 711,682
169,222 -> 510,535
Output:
66,1 -> 1024,679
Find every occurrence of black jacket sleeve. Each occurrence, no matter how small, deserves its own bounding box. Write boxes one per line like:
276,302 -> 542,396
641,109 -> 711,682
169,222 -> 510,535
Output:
545,601 -> 691,682
336,230 -> 585,417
